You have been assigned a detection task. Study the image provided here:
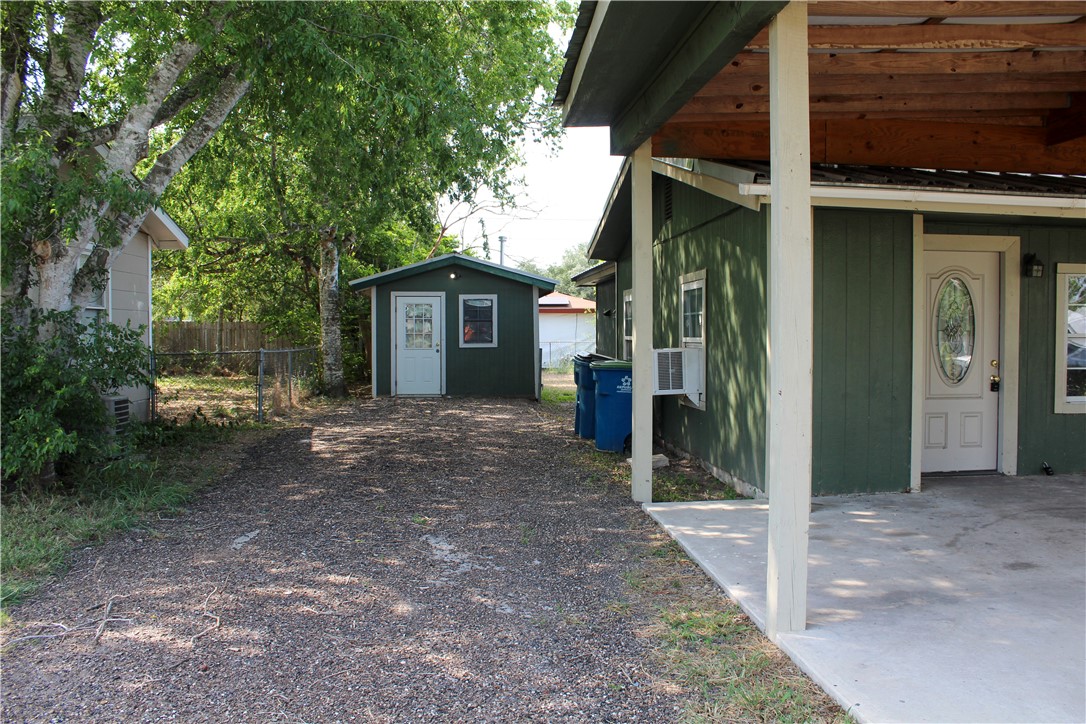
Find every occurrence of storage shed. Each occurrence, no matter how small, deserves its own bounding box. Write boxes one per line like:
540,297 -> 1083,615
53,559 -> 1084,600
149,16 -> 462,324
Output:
349,254 -> 556,398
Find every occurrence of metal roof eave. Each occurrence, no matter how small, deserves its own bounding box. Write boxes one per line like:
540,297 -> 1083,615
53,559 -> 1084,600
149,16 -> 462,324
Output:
571,261 -> 616,287
348,253 -> 558,292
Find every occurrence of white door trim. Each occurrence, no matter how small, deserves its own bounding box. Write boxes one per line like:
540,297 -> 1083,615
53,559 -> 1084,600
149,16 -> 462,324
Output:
390,292 -> 446,397
910,219 -> 1020,491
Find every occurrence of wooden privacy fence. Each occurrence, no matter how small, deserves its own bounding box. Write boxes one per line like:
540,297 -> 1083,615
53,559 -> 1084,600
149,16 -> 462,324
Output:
153,321 -> 302,354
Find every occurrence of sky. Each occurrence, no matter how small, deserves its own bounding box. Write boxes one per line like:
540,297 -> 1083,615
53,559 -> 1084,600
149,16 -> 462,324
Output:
443,126 -> 623,271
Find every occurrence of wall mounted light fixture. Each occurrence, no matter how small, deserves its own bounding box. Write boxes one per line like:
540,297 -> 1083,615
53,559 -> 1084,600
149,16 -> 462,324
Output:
1022,253 -> 1044,278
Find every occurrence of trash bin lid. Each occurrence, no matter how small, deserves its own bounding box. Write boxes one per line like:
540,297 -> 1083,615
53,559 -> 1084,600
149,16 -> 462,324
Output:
590,360 -> 633,370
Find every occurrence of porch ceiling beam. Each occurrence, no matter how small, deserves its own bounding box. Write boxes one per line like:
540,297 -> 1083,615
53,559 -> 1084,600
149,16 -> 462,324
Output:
676,91 -> 1074,116
696,73 -> 1086,97
746,21 -> 1086,50
1046,93 -> 1086,145
608,1 -> 786,157
652,119 -> 1086,174
808,1 -> 1086,17
718,50 -> 1086,78
671,111 -> 1049,124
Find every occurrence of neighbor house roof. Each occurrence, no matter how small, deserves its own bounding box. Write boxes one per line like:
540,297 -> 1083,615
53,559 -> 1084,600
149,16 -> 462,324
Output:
348,253 -> 558,292
538,291 -> 596,314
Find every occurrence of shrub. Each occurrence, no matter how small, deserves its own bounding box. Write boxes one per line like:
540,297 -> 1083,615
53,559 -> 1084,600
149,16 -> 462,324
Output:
1,302 -> 150,489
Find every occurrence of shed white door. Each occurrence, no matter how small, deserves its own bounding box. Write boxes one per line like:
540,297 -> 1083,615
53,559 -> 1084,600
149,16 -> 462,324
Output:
922,251 -> 1000,472
395,296 -> 442,395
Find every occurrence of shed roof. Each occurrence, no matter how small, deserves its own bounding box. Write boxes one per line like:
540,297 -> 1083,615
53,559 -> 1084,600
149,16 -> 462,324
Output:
348,253 -> 558,292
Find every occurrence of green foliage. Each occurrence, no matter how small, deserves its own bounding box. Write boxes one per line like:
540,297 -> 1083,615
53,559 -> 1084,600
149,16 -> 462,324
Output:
1,303 -> 150,486
518,242 -> 597,299
153,1 -> 573,378
1,417 -> 260,609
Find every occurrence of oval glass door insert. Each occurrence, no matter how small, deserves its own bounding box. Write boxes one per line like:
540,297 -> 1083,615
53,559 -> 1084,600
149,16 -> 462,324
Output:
934,276 -> 975,384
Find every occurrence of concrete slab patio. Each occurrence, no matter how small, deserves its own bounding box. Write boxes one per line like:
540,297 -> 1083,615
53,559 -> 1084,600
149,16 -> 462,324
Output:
645,474 -> 1086,724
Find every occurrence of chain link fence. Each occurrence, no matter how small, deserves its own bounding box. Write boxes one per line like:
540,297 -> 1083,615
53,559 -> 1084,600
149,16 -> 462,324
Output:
151,347 -> 319,423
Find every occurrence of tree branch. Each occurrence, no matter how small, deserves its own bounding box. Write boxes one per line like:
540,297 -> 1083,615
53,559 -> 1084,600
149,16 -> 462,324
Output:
41,2 -> 103,128
105,37 -> 204,173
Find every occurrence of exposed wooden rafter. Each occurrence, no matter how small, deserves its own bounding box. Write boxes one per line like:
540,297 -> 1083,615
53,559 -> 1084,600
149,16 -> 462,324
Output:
649,1 -> 1086,173
654,119 -> 1086,174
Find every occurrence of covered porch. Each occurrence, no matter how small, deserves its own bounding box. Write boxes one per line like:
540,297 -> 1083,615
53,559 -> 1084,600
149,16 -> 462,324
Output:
646,474 -> 1086,723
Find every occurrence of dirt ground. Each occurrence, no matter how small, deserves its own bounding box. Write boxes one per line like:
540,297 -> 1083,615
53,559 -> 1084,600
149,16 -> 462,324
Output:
2,398 -> 691,722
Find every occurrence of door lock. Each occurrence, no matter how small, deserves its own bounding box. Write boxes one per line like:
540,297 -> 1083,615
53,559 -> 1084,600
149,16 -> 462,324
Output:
990,374 -> 1001,392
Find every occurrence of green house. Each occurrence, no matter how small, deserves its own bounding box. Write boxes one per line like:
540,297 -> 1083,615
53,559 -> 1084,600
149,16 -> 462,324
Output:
577,160 -> 1086,498
555,0 -> 1086,645
348,254 -> 556,399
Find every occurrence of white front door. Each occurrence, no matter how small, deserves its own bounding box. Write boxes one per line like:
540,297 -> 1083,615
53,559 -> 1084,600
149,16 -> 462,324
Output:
922,251 -> 1000,472
395,295 -> 442,395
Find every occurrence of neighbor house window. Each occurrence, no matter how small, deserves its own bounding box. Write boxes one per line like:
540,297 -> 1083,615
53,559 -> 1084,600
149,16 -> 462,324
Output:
681,271 -> 706,348
459,294 -> 497,347
78,253 -> 109,329
623,289 -> 633,360
1055,263 -> 1086,414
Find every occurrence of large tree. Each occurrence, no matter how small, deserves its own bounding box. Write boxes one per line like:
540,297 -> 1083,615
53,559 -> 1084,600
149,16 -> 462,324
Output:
1,1 -> 567,331
153,1 -> 570,395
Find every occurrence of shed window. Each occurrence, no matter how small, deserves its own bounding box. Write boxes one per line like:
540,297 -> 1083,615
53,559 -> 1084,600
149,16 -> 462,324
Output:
1055,263 -> 1086,414
623,289 -> 633,360
460,294 -> 497,347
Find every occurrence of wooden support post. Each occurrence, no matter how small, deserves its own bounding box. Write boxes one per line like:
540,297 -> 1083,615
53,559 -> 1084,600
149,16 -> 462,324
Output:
631,139 -> 654,503
766,1 -> 812,641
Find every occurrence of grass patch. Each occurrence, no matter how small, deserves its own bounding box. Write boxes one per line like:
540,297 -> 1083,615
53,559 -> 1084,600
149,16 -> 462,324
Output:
626,529 -> 851,724
652,468 -> 743,503
554,411 -> 845,720
1,419 -> 274,613
540,385 -> 576,404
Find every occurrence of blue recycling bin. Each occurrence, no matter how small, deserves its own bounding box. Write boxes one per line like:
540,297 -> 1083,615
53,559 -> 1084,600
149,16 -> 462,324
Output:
591,360 -> 633,453
573,354 -> 607,439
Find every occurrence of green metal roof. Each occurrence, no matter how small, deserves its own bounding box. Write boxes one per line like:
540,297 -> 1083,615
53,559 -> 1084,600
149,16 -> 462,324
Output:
348,253 -> 558,292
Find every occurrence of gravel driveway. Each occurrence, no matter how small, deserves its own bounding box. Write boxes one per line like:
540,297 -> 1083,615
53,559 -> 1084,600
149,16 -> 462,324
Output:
2,398 -> 686,722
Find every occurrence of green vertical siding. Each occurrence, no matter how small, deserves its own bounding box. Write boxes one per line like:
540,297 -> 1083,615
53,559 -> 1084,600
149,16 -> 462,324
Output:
652,182 -> 768,491
650,182 -> 914,495
372,266 -> 539,397
813,209 -> 914,494
595,278 -> 618,358
925,218 -> 1086,473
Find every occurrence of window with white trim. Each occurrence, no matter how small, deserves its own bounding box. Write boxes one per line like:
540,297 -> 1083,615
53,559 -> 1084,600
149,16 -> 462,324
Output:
623,289 -> 633,360
79,252 -> 109,329
459,294 -> 497,347
1055,263 -> 1086,414
681,271 -> 706,348
680,270 -> 706,410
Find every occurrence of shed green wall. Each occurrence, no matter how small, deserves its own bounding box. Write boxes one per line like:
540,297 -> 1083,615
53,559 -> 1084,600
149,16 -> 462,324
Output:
924,217 -> 1086,474
372,265 -> 540,397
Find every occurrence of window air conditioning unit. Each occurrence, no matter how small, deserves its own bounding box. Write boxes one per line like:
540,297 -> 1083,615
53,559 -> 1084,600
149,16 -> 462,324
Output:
652,348 -> 703,400
102,394 -> 131,435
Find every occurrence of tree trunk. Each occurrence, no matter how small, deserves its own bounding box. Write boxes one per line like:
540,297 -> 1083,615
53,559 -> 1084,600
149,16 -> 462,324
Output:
319,228 -> 345,397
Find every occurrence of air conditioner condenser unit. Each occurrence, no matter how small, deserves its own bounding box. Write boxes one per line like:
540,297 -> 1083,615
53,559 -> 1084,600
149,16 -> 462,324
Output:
652,348 -> 703,400
101,394 -> 131,435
